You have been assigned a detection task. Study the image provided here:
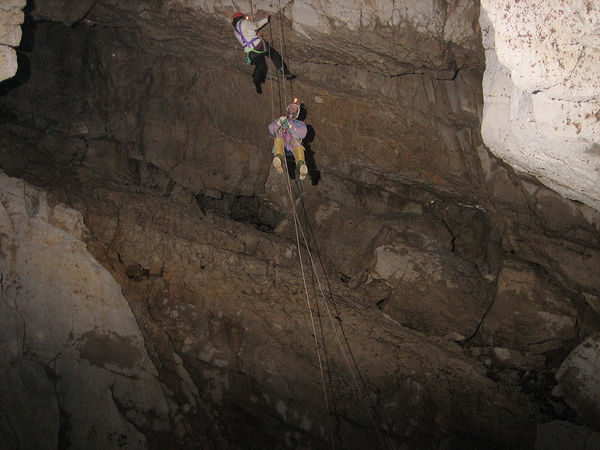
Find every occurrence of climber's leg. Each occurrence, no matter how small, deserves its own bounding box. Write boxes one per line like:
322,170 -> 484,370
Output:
292,144 -> 307,180
273,137 -> 285,174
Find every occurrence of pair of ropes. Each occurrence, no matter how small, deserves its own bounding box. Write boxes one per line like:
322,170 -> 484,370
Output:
275,160 -> 390,450
267,1 -> 294,121
275,166 -> 390,449
247,0 -> 294,117
250,3 -> 390,448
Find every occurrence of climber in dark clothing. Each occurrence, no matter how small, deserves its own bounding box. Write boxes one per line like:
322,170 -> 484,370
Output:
232,13 -> 296,94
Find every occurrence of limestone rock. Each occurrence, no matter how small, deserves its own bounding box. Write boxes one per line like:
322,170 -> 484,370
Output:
68,181 -> 547,448
1,1 -> 600,447
32,0 -> 98,26
480,1 -> 600,211
154,0 -> 482,73
477,145 -> 600,299
0,0 -> 25,82
0,170 -> 169,448
482,260 -> 578,354
0,359 -> 60,449
556,332 -> 600,429
0,7 -> 23,46
363,223 -> 492,338
0,45 -> 17,81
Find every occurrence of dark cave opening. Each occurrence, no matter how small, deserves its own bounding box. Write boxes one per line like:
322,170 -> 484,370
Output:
194,191 -> 282,233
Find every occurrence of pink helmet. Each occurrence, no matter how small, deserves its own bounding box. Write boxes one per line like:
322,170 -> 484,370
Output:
232,12 -> 245,21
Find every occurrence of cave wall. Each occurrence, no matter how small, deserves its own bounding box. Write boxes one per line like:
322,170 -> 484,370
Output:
0,172 -> 170,449
480,0 -> 600,210
2,1 -> 597,332
0,0 -> 25,81
1,0 -> 600,448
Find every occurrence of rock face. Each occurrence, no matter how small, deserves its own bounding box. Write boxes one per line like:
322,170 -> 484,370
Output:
62,177 -> 549,449
480,0 -> 600,210
0,168 -> 552,449
0,0 -> 600,448
556,332 -> 600,428
536,420 -> 600,450
0,0 -> 25,82
482,260 -> 578,355
0,171 -> 169,448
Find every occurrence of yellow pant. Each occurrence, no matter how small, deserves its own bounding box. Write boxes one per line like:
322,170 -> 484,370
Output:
274,137 -> 305,166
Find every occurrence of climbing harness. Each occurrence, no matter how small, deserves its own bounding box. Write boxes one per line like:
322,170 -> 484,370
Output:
234,19 -> 267,65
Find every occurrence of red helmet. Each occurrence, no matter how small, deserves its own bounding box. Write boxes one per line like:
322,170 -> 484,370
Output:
232,12 -> 244,21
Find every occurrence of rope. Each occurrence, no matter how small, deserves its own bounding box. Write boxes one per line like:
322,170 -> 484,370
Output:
267,21 -> 275,125
253,5 -> 379,443
287,182 -> 337,449
277,165 -> 335,448
277,0 -> 290,102
269,6 -> 385,449
266,30 -> 385,443
277,0 -> 294,100
308,253 -> 341,445
267,20 -> 282,118
290,181 -> 391,450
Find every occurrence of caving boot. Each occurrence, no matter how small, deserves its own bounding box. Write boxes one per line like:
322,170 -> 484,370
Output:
299,163 -> 308,180
273,156 -> 283,174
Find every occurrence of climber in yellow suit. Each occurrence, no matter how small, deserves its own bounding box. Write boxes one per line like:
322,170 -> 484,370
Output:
268,101 -> 308,180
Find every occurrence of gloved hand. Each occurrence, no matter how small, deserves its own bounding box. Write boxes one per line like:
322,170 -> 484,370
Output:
277,116 -> 290,129
267,15 -> 271,23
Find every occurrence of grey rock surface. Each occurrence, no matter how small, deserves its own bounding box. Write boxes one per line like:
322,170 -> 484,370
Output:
556,332 -> 600,429
0,171 -> 169,448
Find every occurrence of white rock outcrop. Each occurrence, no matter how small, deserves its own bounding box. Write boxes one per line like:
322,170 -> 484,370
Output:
0,171 -> 169,448
555,332 -> 600,428
480,1 -> 600,210
0,0 -> 25,82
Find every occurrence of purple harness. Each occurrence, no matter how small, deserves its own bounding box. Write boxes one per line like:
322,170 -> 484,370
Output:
235,22 -> 264,53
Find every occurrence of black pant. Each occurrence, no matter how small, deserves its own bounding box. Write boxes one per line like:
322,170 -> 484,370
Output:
249,41 -> 289,87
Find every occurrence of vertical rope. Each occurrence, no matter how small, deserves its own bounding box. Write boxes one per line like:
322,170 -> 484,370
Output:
277,0 -> 289,103
269,15 -> 283,110
278,168 -> 335,449
267,4 -> 391,448
279,0 -> 293,99
308,253 -> 340,446
267,24 -> 275,122
288,181 -> 391,450
268,21 -> 283,114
